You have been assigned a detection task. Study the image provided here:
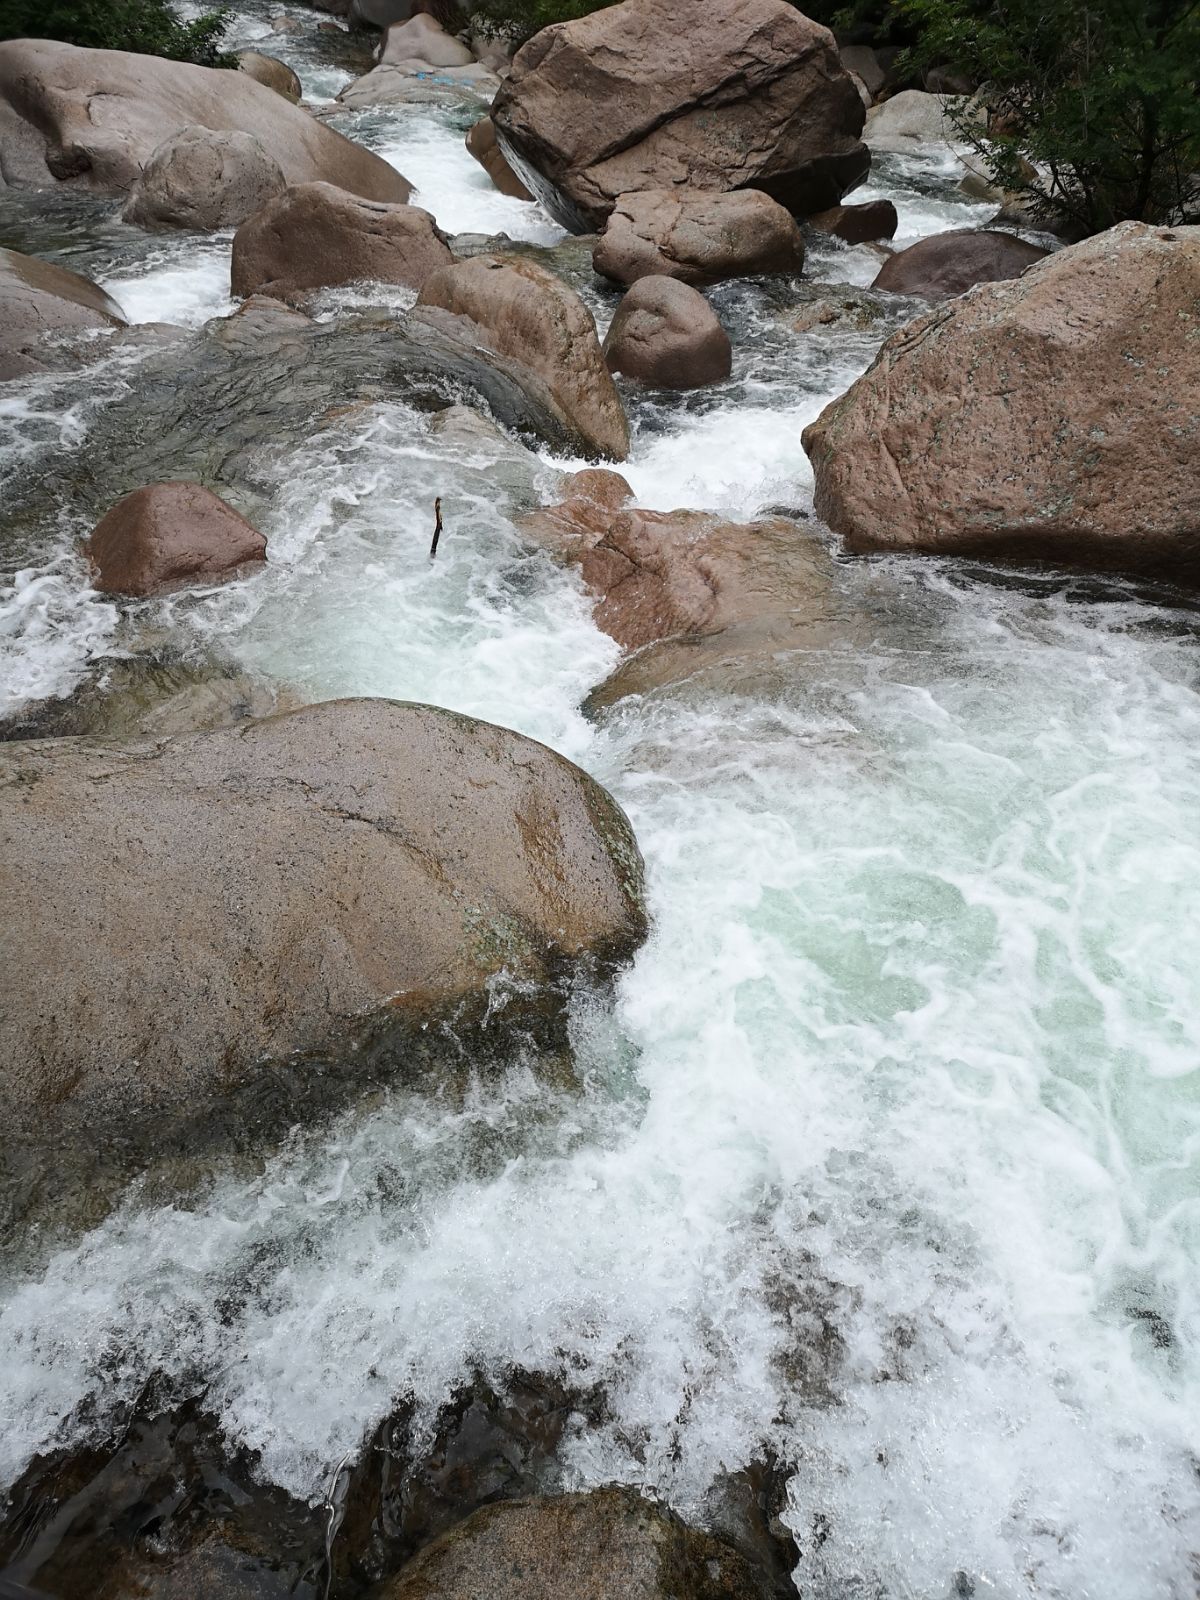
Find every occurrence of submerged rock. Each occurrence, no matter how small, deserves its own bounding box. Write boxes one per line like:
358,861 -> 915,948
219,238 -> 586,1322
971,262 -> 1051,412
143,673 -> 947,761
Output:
85,480 -> 268,596
0,699 -> 646,1147
518,475 -> 851,703
416,254 -> 630,460
230,182 -> 452,302
121,126 -> 288,233
603,276 -> 732,390
808,199 -> 898,244
0,245 -> 125,380
593,189 -> 806,288
490,0 -> 869,231
872,227 -> 1047,300
372,1486 -> 774,1599
803,222 -> 1200,580
0,39 -> 410,201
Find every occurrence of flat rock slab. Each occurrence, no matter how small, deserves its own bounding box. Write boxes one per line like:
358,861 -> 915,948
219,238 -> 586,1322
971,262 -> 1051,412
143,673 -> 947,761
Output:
0,699 -> 646,1146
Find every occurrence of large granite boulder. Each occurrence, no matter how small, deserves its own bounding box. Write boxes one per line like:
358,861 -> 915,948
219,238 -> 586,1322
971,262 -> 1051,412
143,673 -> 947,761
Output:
593,188 -> 806,287
86,481 -> 267,596
872,227 -> 1047,299
0,699 -> 646,1145
371,1487 -> 772,1600
121,126 -> 288,232
803,223 -> 1200,580
231,182 -> 452,301
0,246 -> 125,380
416,254 -> 629,459
0,39 -> 410,200
603,276 -> 732,389
490,0 -> 869,232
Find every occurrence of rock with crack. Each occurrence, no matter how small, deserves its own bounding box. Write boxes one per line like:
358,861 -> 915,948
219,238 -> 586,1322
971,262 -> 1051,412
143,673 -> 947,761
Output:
0,699 -> 647,1149
416,254 -> 630,459
803,222 -> 1200,581
518,471 -> 853,703
490,0 -> 869,232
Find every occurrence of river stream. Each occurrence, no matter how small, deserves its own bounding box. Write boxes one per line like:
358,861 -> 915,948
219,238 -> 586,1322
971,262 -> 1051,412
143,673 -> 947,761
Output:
2,8 -> 1199,1597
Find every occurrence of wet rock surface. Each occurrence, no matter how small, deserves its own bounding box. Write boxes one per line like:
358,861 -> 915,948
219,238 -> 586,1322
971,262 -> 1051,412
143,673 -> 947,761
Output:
85,481 -> 268,596
0,246 -> 125,380
0,698 -> 647,1149
490,0 -> 869,231
416,254 -> 630,460
603,276 -> 732,390
593,189 -> 806,288
231,183 -> 449,303
465,116 -> 534,201
121,126 -> 289,233
373,1487 -> 776,1599
872,227 -> 1048,300
0,1377 -> 798,1600
804,222 -> 1200,579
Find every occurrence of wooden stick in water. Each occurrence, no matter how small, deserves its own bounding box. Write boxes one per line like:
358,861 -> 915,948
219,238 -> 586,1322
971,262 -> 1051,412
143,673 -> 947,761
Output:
429,496 -> 444,559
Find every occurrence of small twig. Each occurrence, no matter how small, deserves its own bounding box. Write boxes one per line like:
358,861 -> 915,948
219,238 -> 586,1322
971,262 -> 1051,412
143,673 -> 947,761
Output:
429,496 -> 444,559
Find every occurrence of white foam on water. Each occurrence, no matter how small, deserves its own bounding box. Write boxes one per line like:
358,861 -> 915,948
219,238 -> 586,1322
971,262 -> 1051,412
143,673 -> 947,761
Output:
100,240 -> 235,327
2,76 -> 1199,1598
367,110 -> 566,243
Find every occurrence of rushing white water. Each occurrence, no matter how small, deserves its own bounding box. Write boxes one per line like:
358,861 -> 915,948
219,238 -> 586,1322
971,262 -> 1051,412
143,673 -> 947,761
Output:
2,24 -> 1199,1599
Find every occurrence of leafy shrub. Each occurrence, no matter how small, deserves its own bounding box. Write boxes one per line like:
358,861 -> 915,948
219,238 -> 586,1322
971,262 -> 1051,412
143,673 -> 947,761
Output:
0,0 -> 235,66
898,0 -> 1200,232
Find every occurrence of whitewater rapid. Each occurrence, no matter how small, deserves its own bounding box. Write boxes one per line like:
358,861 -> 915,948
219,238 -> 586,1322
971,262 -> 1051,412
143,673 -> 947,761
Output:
2,12 -> 1199,1597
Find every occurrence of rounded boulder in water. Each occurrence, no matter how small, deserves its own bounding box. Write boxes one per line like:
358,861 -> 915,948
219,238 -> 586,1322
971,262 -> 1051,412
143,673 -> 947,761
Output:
0,246 -> 125,380
121,126 -> 288,234
86,481 -> 267,597
593,188 -> 806,289
373,1487 -> 774,1600
0,700 -> 648,1149
603,276 -> 732,390
871,227 -> 1047,300
231,182 -> 453,302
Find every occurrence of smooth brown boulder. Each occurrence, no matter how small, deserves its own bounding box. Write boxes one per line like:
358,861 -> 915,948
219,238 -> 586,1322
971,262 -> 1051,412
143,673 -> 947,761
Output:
0,39 -> 410,201
237,50 -> 303,103
86,481 -> 267,596
808,199 -> 897,244
381,13 -> 474,65
231,181 -> 451,302
871,227 -> 1047,299
803,223 -> 1200,580
0,700 -> 646,1146
593,189 -> 805,288
490,0 -> 869,232
121,126 -> 288,232
0,246 -> 125,379
603,276 -> 732,389
416,254 -> 629,459
465,115 -> 533,201
371,1487 -> 772,1600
